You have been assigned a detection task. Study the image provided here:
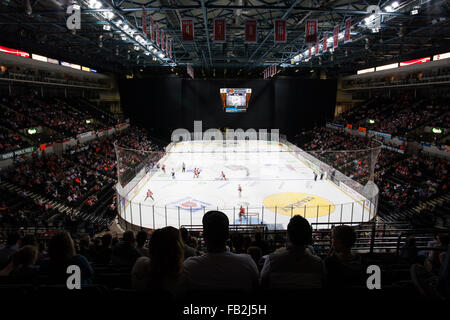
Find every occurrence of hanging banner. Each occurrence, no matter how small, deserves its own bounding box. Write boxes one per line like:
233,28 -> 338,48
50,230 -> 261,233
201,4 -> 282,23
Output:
344,18 -> 351,43
245,19 -> 257,43
142,7 -> 147,37
169,38 -> 173,58
156,24 -> 160,46
333,25 -> 339,48
274,19 -> 287,43
181,18 -> 194,42
165,36 -> 169,55
187,64 -> 194,79
305,19 -> 318,43
214,19 -> 226,43
322,32 -> 328,52
161,29 -> 165,51
315,37 -> 319,55
150,16 -> 154,42
308,43 -> 312,59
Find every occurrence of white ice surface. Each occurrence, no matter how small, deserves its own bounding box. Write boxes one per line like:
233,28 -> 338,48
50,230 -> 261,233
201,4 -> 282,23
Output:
119,140 -> 373,230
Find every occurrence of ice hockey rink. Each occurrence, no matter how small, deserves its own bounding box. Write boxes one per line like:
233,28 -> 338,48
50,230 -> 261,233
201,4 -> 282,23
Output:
117,140 -> 376,230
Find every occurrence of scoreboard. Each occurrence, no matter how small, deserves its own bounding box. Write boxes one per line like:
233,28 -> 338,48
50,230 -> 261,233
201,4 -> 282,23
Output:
220,88 -> 252,113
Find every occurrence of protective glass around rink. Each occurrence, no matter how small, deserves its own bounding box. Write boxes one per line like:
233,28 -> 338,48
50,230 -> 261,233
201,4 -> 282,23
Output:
114,137 -> 381,231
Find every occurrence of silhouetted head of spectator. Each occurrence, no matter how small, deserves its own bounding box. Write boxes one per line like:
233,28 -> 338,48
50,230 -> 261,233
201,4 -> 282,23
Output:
149,226 -> 184,279
405,236 -> 416,247
287,215 -> 312,246
6,232 -> 21,247
202,211 -> 229,252
332,225 -> 357,254
122,231 -> 136,245
179,227 -> 190,244
438,233 -> 450,248
93,237 -> 101,248
101,233 -> 112,248
48,231 -> 75,263
12,245 -> 38,268
20,234 -> 37,247
247,246 -> 262,266
136,231 -> 148,248
79,235 -> 90,250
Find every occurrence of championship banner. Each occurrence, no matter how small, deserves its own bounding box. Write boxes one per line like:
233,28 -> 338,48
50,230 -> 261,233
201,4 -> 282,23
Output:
274,19 -> 287,43
213,19 -> 226,42
187,64 -> 194,79
344,18 -> 351,43
156,24 -> 160,46
308,43 -> 312,59
305,19 -> 318,43
150,16 -> 154,42
322,32 -> 328,52
161,30 -> 165,51
333,25 -> 339,48
181,18 -> 194,42
169,38 -> 173,58
245,19 -> 257,43
142,7 -> 147,36
165,36 -> 169,55
315,37 -> 319,55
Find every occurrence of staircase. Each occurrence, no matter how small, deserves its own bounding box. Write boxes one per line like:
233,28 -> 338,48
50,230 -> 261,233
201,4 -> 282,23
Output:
0,181 -> 80,217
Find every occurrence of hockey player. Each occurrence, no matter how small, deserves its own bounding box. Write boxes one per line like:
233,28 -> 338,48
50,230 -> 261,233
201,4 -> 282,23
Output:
238,184 -> 242,197
171,168 -> 175,179
182,162 -> 186,173
161,164 -> 166,174
320,170 -> 324,180
145,189 -> 154,201
239,206 -> 246,220
220,171 -> 227,180
314,172 -> 318,181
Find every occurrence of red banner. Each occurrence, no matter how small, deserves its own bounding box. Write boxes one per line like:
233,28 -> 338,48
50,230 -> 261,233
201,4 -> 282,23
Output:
165,36 -> 169,55
0,46 -> 29,58
214,19 -> 226,42
142,7 -> 147,36
322,32 -> 328,52
344,18 -> 351,43
156,24 -> 160,46
169,39 -> 173,58
245,20 -> 257,43
181,18 -> 194,42
333,25 -> 339,48
400,57 -> 431,67
150,16 -> 154,42
305,19 -> 318,43
161,30 -> 165,51
308,43 -> 312,59
274,19 -> 287,43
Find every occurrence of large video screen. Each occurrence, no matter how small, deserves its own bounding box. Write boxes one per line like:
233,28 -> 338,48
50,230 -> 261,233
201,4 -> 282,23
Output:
220,88 -> 252,113
226,95 -> 246,107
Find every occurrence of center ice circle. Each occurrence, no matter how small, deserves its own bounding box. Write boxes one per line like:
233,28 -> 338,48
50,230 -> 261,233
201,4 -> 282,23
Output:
263,192 -> 335,218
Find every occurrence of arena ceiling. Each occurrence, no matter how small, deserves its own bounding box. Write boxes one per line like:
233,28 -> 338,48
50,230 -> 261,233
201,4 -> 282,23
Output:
0,0 -> 449,77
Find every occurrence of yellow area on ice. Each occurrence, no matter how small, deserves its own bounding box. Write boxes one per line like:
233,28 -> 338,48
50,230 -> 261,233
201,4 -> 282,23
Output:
263,192 -> 335,218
